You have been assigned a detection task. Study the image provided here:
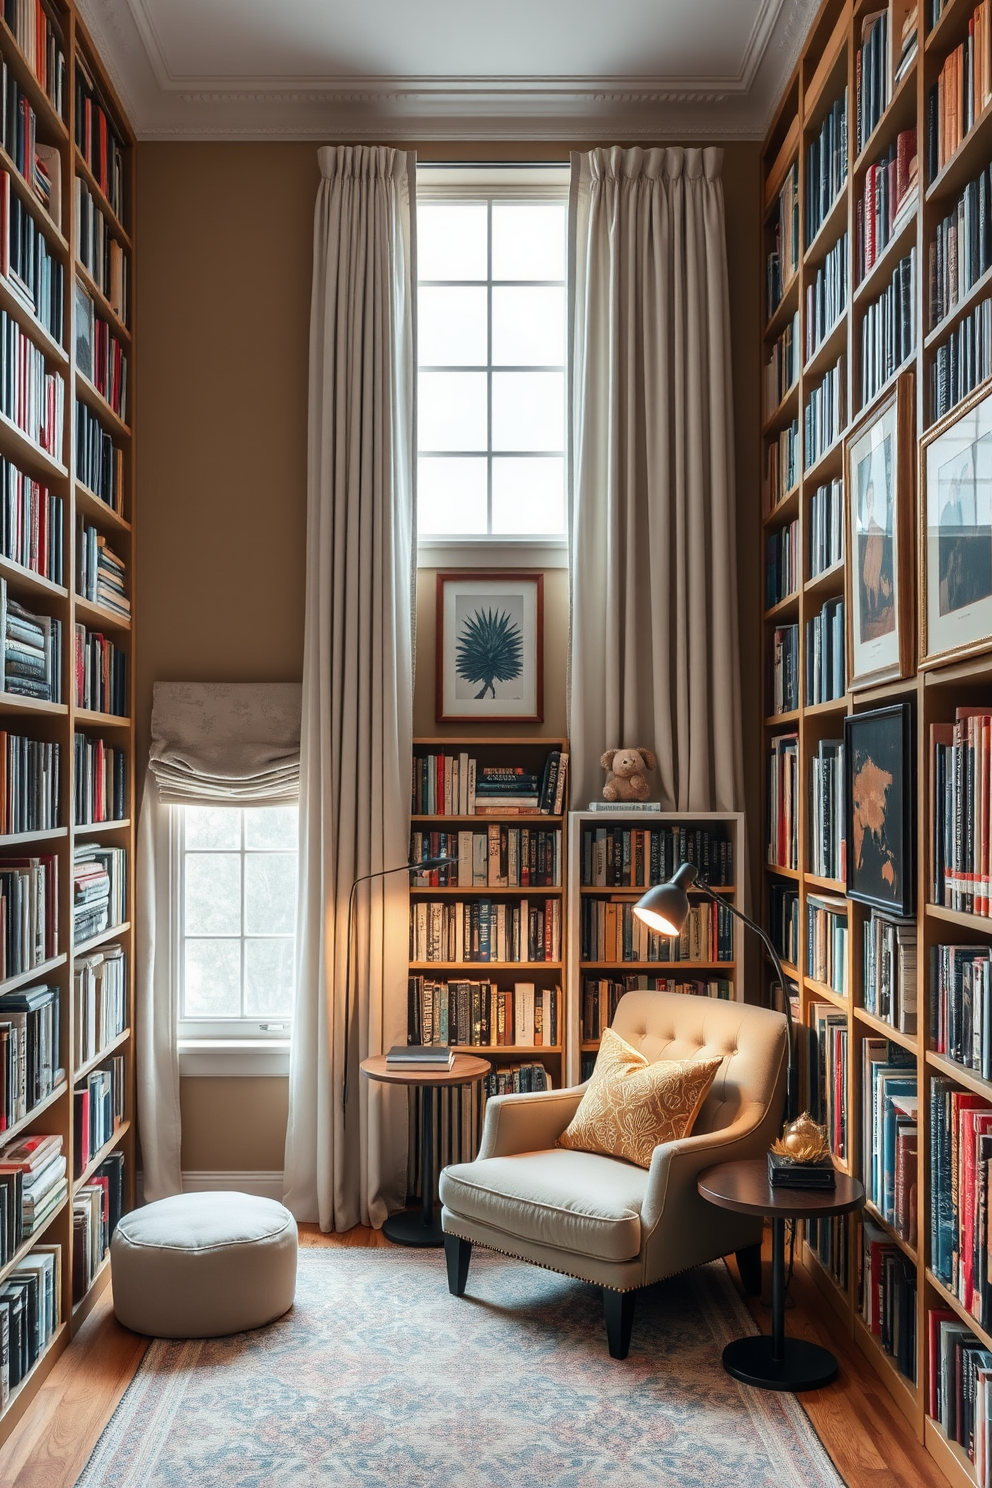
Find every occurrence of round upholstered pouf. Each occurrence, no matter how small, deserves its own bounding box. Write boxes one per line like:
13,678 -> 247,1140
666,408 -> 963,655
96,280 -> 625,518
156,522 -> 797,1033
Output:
111,1191 -> 298,1338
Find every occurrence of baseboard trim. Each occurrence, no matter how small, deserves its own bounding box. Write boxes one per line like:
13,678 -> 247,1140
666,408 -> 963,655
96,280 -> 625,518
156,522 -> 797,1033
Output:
136,1171 -> 285,1204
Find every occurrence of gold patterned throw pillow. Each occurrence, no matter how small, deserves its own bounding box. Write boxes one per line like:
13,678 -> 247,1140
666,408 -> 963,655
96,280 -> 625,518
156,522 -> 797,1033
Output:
557,1028 -> 722,1168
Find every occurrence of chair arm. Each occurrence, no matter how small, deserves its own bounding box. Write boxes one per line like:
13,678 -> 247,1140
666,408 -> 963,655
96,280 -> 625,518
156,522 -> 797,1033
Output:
640,1101 -> 770,1233
476,1083 -> 588,1160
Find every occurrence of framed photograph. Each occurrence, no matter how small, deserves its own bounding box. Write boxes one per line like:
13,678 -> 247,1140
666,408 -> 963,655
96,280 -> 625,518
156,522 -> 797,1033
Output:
436,572 -> 543,724
844,703 -> 914,916
922,383 -> 992,665
844,374 -> 914,691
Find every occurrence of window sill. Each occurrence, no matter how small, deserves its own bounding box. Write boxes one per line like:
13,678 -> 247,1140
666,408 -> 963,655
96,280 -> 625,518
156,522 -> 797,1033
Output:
417,536 -> 568,569
178,1039 -> 291,1078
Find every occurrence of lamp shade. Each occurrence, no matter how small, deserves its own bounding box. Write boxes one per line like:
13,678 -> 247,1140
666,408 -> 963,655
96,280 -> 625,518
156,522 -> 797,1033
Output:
632,862 -> 698,936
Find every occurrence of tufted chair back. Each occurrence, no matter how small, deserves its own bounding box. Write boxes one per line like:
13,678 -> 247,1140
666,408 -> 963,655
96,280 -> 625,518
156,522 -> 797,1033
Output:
611,988 -> 788,1137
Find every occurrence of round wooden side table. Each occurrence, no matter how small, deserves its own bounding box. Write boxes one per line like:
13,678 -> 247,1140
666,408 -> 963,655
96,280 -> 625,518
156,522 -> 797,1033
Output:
698,1157 -> 865,1392
360,1053 -> 490,1247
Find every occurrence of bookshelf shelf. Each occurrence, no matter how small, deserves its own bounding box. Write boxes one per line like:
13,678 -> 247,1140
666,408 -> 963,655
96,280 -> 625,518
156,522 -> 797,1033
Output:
925,902 -> 992,934
924,1418 -> 980,1488
0,827 -> 67,848
802,975 -> 847,1010
802,431 -> 847,485
409,886 -> 561,896
854,204 -> 918,307
925,94 -> 992,205
763,590 -> 800,622
0,407 -> 66,481
0,1196 -> 67,1292
764,272 -> 800,340
1,1080 -> 67,1147
0,277 -> 68,366
803,185 -> 849,270
852,1314 -> 919,1423
72,149 -> 131,250
0,693 -> 67,717
761,382 -> 800,437
765,708 -> 800,726
763,484 -> 800,528
74,371 -> 129,439
926,1268 -> 992,1355
74,920 -> 131,958
0,953 -> 67,998
854,1004 -> 918,1053
803,559 -> 845,600
804,871 -> 846,892
0,556 -> 68,602
73,261 -> 131,345
71,1252 -> 112,1322
852,54 -> 918,176
0,143 -> 68,253
924,260 -> 992,350
410,961 -> 562,971
766,862 -> 801,880
74,816 -> 130,837
72,595 -> 130,631
74,1025 -> 131,1085
862,1198 -> 918,1265
925,1049 -> 992,1099
803,311 -> 849,382
74,481 -> 130,533
72,1120 -> 131,1197
74,708 -> 130,729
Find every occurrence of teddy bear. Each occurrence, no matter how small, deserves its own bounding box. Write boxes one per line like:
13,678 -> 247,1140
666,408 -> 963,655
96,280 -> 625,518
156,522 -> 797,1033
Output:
600,747 -> 658,802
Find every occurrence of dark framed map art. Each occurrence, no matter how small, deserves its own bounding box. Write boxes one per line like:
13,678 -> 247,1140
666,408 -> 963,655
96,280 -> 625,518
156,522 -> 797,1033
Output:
844,703 -> 914,916
436,571 -> 544,724
922,383 -> 992,665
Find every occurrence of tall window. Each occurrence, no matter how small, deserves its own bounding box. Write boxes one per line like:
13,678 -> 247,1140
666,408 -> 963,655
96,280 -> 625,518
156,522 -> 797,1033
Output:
176,804 -> 297,1038
417,170 -> 568,540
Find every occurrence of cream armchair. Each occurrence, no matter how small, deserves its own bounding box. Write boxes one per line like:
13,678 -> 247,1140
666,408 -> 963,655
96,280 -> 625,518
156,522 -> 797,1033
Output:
438,989 -> 789,1358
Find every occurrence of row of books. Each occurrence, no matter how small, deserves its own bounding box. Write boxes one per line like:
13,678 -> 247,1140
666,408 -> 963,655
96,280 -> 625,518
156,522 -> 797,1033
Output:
804,354 -> 846,470
863,1038 -> 916,1236
75,176 -> 127,324
932,710 -> 992,915
859,248 -> 916,408
856,132 -> 918,284
766,161 -> 799,317
0,851 -> 56,981
807,894 -> 848,994
411,749 -> 566,817
410,898 -> 561,964
77,521 -> 128,618
0,579 -> 59,701
806,90 -> 848,246
1,172 -> 63,342
931,944 -> 992,1075
860,1217 -> 917,1383
0,1133 -> 65,1260
929,160 -> 992,330
806,596 -> 846,705
805,233 -> 848,364
928,1309 -> 992,1481
483,1064 -> 550,1098
73,943 -> 125,1067
579,825 -> 734,889
0,58 -> 59,222
73,732 -> 126,825
809,738 -> 844,882
931,1076 -> 992,1323
931,291 -> 992,419
0,732 -> 58,834
863,910 -> 918,1033
73,844 -> 125,945
809,478 -> 845,578
73,1149 -> 124,1304
72,1053 -> 124,1176
764,418 -> 799,512
0,308 -> 63,455
806,1001 -> 849,1159
579,898 -> 733,965
763,310 -> 799,418
75,285 -> 127,420
806,1213 -> 848,1289
2,1 -> 66,115
0,981 -> 59,1129
407,977 -> 560,1048
770,623 -> 798,714
0,1241 -> 59,1404
581,976 -> 734,1043
769,882 -> 799,966
0,455 -> 62,583
765,515 -> 798,608
75,399 -> 125,513
410,826 -> 561,889
767,732 -> 799,870
74,54 -> 126,224
856,9 -> 891,158
75,625 -> 126,716
927,3 -> 992,180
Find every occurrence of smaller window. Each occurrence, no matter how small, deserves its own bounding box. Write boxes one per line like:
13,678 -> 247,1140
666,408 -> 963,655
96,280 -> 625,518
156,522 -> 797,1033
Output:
175,804 -> 297,1040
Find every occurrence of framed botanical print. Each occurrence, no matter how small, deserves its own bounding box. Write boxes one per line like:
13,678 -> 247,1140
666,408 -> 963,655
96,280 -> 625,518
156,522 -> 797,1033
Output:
844,375 -> 914,691
921,383 -> 992,665
435,572 -> 544,724
844,703 -> 914,916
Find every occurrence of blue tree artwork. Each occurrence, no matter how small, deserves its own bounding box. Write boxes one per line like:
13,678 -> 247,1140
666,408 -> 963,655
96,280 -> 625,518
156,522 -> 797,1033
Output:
455,605 -> 523,700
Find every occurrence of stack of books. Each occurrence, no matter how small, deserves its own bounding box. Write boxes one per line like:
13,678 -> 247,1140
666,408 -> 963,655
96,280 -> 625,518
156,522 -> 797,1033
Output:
856,9 -> 890,157
72,845 -> 126,945
928,162 -> 992,330
77,523 -> 129,618
0,455 -> 63,582
809,479 -> 845,577
931,709 -> 992,914
483,1064 -> 549,1098
0,581 -> 60,701
74,285 -> 127,418
809,738 -> 845,882
72,1054 -> 125,1176
74,625 -> 127,715
856,132 -> 918,284
385,1044 -> 453,1070
806,895 -> 848,993
766,161 -> 799,316
863,1040 -> 916,1234
860,249 -> 917,406
931,293 -> 992,419
863,910 -> 917,1033
410,898 -> 560,964
859,1216 -> 917,1382
0,733 -> 60,833
73,732 -> 127,824
927,2 -> 992,180
0,853 -> 58,979
767,732 -> 799,869
804,354 -> 846,470
580,898 -> 733,963
0,983 -> 61,1128
765,516 -> 798,607
927,1310 -> 992,1479
764,418 -> 799,510
75,177 -> 128,324
73,1150 -> 124,1304
805,596 -> 845,704
579,824 -> 733,888
1,174 -> 64,341
73,943 -> 126,1067
931,1075 -> 992,1324
2,0 -> 67,113
75,401 -> 125,513
0,1243 -> 60,1402
411,747 -> 566,816
769,881 -> 799,965
0,311 -> 63,454
408,979 -> 561,1048
807,1214 -> 848,1288
770,622 -> 799,713
763,311 -> 799,416
931,944 -> 992,1076
75,54 -> 127,222
806,89 -> 848,245
0,1134 -> 66,1256
411,825 -> 560,888
807,1001 -> 849,1159
806,235 -> 848,361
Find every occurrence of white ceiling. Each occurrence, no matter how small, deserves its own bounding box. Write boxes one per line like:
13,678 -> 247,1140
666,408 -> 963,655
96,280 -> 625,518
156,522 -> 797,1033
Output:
77,0 -> 819,140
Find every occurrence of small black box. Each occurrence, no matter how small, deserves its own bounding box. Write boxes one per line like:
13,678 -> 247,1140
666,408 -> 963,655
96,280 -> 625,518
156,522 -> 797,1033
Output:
767,1152 -> 836,1189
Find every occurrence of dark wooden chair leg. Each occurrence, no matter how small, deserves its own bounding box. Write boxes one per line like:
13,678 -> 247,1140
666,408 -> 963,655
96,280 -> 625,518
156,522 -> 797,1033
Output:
735,1242 -> 763,1297
444,1234 -> 472,1297
603,1287 -> 637,1359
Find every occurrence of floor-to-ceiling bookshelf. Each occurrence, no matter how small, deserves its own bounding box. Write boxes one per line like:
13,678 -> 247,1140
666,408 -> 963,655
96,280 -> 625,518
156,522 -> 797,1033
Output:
762,1 -> 992,1480
0,0 -> 134,1441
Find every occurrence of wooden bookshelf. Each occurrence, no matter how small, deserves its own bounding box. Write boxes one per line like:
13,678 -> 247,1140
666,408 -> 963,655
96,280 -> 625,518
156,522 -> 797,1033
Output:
0,0 -> 135,1444
565,811 -> 745,1087
761,1 -> 992,1479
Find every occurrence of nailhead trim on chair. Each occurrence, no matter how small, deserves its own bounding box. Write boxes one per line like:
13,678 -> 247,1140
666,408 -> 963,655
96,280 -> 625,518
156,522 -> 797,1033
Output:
441,1225 -> 715,1295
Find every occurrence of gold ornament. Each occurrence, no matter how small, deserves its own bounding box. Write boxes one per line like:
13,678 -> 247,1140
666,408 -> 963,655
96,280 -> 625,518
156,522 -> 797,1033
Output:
771,1112 -> 830,1164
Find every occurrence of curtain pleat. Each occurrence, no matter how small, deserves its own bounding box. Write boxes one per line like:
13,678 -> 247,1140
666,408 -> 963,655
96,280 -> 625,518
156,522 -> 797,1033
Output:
283,146 -> 416,1232
568,146 -> 744,815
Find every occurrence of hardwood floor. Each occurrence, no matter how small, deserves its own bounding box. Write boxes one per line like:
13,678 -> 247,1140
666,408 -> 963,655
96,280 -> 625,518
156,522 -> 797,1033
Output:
0,1227 -> 947,1488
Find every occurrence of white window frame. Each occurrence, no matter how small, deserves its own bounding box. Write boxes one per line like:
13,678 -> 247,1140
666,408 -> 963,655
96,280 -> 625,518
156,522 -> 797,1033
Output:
416,164 -> 570,568
173,802 -> 297,1077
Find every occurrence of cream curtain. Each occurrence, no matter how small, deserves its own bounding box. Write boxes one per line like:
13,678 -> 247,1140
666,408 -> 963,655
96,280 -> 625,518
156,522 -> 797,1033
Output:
282,146 -> 416,1232
568,147 -> 744,813
137,682 -> 302,1203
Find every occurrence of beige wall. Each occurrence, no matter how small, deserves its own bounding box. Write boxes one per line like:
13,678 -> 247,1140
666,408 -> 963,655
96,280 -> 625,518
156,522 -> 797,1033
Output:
136,139 -> 761,1175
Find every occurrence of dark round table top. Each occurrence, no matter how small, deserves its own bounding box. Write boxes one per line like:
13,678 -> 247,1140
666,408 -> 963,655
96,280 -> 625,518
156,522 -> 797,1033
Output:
697,1158 -> 866,1220
360,1054 -> 491,1087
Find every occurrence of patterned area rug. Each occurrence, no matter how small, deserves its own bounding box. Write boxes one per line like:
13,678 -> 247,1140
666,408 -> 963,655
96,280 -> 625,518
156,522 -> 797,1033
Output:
79,1248 -> 843,1488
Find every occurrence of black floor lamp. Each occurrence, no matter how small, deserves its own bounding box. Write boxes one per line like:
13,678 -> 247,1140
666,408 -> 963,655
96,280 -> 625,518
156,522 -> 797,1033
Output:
342,853 -> 458,1117
632,861 -> 798,1121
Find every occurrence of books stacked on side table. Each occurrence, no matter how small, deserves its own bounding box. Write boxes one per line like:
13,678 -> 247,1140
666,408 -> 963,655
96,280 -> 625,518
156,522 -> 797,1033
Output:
385,1045 -> 454,1071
